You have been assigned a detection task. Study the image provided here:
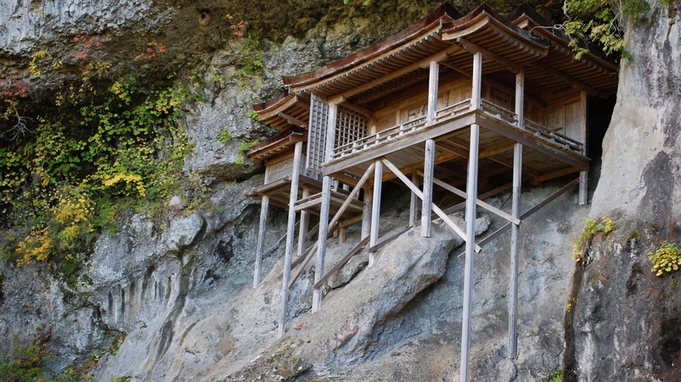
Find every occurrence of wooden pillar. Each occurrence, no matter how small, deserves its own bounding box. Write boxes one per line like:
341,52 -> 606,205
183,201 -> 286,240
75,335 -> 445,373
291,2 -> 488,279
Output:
579,91 -> 588,205
421,139 -> 436,237
509,71 -> 524,358
409,170 -> 419,227
460,52 -> 482,382
515,71 -> 525,129
312,103 -> 338,312
509,143 -> 522,358
427,60 -> 439,125
362,188 -> 373,239
253,195 -> 269,288
471,52 -> 482,110
312,176 -> 332,312
369,160 -> 383,267
297,187 -> 310,258
278,140 -> 303,337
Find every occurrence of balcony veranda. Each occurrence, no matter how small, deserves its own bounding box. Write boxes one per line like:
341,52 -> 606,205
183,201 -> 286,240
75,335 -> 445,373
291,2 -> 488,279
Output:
323,98 -> 588,186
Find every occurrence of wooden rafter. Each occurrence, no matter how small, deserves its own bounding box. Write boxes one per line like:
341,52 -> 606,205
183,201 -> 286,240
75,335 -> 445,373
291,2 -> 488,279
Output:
455,37 -> 521,74
328,45 -> 462,105
531,62 -> 607,98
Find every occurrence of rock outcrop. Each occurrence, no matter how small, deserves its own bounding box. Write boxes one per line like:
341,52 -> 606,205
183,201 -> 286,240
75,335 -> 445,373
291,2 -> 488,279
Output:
564,1 -> 681,380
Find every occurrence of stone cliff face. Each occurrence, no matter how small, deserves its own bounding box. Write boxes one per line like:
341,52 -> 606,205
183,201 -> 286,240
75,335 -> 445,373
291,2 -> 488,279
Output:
0,0 -> 680,381
564,1 -> 681,381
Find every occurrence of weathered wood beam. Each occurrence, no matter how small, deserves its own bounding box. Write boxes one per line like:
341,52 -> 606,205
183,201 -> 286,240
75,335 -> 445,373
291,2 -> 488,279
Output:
442,181 -> 513,215
456,37 -> 521,74
579,91 -> 589,205
312,236 -> 371,289
340,102 -> 374,118
380,151 -> 459,183
327,45 -> 462,105
278,140 -> 303,337
296,187 -> 310,263
479,142 -> 516,158
276,112 -> 307,128
420,172 -> 520,225
409,170 -> 419,227
427,60 -> 439,125
381,158 -> 481,252
422,139 -> 436,237
253,195 -> 269,288
455,178 -> 580,258
530,166 -> 581,185
369,160 -> 383,266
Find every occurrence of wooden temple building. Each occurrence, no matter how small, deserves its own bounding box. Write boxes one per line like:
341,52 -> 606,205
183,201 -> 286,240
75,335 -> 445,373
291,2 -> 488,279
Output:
245,3 -> 617,379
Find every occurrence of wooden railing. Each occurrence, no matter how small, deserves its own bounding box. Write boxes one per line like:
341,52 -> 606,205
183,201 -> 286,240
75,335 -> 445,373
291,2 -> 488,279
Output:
435,99 -> 471,122
480,99 -> 518,125
523,118 -> 584,153
330,98 -> 584,160
331,116 -> 427,159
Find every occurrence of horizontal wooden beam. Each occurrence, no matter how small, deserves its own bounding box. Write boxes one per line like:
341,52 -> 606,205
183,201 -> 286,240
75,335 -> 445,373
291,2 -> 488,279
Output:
530,166 -> 581,185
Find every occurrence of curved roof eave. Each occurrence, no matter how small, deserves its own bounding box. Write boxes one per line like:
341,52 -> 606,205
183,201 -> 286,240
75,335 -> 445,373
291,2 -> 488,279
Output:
440,3 -> 550,56
281,3 -> 462,89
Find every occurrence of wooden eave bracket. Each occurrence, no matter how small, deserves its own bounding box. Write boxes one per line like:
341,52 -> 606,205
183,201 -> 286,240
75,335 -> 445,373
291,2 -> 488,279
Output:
454,37 -> 522,74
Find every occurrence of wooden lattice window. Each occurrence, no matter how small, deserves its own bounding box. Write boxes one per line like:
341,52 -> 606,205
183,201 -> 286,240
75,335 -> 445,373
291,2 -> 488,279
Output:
306,93 -> 328,174
336,107 -> 368,148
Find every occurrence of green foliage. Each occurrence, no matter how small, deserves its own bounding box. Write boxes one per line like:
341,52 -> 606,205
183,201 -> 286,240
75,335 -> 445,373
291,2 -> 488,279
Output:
0,338 -> 92,381
562,0 -> 651,59
573,217 -> 617,262
247,110 -> 259,121
111,377 -> 131,382
108,334 -> 125,357
0,62 -> 195,282
218,128 -> 233,144
546,369 -> 563,382
235,140 -> 258,165
649,241 -> 681,276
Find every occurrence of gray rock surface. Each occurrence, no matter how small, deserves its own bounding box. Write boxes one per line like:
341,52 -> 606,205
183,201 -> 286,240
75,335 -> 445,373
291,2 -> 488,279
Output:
565,2 -> 681,381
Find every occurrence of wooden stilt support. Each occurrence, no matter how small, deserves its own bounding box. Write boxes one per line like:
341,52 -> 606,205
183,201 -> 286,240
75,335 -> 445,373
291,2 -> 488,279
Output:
579,91 -> 589,205
362,188 -> 373,239
278,141 -> 303,338
509,70 -> 524,359
421,139 -> 436,237
312,102 -> 338,312
409,170 -> 419,227
369,160 -> 383,266
312,176 -> 332,312
297,187 -> 310,259
460,51 -> 482,382
381,159 -> 481,252
253,195 -> 269,288
508,143 -> 522,358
